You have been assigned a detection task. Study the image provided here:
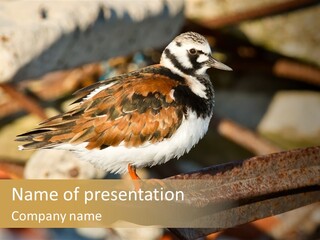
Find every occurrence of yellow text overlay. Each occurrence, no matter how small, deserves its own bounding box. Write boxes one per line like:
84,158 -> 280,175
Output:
0,179 -> 233,228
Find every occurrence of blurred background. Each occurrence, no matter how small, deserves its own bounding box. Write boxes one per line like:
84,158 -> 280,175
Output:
0,0 -> 319,239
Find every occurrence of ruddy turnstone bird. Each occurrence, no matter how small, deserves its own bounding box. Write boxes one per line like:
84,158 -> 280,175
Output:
16,32 -> 232,180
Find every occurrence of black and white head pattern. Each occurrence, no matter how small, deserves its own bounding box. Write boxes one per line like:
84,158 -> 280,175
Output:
160,32 -> 213,76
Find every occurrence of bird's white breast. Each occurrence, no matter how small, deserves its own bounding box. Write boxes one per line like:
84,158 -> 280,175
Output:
54,110 -> 212,174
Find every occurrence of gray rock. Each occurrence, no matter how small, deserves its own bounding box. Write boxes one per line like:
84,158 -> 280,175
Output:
0,0 -> 184,83
258,91 -> 320,149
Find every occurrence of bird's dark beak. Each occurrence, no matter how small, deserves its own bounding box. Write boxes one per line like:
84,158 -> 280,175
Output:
208,55 -> 232,71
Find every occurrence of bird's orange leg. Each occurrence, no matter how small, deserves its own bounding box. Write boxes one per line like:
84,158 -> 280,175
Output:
128,164 -> 140,180
127,164 -> 141,190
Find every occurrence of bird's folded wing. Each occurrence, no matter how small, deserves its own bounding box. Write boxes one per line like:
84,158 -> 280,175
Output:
16,68 -> 185,150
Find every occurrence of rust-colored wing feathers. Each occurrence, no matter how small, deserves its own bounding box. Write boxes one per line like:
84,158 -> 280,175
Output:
16,67 -> 184,150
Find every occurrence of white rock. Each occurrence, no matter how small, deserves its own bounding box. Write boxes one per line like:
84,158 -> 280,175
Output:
258,91 -> 320,148
76,228 -> 117,240
76,227 -> 164,240
114,227 -> 163,240
24,149 -> 105,179
0,0 -> 184,83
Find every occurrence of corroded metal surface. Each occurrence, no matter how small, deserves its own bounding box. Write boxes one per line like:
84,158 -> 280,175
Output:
170,146 -> 319,204
168,146 -> 320,239
171,191 -> 320,240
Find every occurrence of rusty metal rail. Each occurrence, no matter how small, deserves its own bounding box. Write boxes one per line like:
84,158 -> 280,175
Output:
217,118 -> 281,155
273,59 -> 320,86
168,146 -> 320,239
199,0 -> 319,28
0,83 -> 48,120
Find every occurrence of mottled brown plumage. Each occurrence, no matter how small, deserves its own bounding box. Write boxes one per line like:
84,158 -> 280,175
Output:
17,65 -> 184,150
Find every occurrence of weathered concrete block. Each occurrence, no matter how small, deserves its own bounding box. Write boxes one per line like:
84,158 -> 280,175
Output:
258,91 -> 320,149
0,0 -> 184,83
240,6 -> 320,67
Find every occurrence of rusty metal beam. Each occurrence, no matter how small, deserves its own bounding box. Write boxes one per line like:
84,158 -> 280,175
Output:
0,63 -> 102,120
168,146 -> 320,239
0,83 -> 47,120
0,161 -> 24,179
199,0 -> 319,28
217,118 -> 281,155
273,59 -> 320,86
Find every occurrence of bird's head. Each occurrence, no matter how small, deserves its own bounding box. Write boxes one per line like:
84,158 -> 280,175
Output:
160,32 -> 232,76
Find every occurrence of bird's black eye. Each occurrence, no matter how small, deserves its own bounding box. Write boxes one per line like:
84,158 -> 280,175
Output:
189,48 -> 197,55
